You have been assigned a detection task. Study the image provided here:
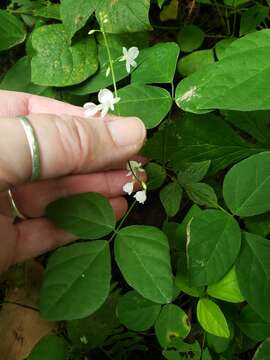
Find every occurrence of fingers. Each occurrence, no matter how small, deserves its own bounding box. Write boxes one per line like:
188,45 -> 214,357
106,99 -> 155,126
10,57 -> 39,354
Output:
0,170 -> 144,218
12,197 -> 128,264
0,112 -> 146,191
0,90 -> 84,118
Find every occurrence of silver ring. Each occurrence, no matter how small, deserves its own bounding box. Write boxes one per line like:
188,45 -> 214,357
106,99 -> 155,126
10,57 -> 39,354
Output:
18,116 -> 41,182
8,189 -> 26,220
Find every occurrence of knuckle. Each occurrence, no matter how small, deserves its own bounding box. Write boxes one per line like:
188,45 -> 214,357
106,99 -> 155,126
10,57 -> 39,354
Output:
56,115 -> 93,172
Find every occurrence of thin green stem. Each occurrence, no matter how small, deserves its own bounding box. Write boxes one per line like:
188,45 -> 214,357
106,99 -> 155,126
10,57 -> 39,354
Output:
109,200 -> 137,243
101,27 -> 119,110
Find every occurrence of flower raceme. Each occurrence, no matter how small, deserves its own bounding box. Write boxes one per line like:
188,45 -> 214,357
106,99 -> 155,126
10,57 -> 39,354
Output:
123,161 -> 147,204
84,89 -> 120,118
119,47 -> 139,74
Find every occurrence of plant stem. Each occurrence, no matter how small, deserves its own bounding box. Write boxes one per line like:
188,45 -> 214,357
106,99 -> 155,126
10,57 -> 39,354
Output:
1,300 -> 39,312
109,200 -> 137,243
101,27 -> 119,106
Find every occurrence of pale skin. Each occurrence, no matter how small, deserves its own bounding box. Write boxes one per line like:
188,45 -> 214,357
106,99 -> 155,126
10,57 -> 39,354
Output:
0,90 -> 146,273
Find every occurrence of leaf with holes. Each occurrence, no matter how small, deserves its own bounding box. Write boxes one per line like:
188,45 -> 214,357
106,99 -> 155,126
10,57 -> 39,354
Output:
31,24 -> 98,87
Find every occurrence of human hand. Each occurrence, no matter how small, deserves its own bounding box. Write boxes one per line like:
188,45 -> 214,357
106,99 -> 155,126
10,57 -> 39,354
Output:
0,90 -> 146,272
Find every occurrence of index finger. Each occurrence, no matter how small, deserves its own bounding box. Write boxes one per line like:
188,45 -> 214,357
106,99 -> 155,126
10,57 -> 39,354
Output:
0,90 -> 84,118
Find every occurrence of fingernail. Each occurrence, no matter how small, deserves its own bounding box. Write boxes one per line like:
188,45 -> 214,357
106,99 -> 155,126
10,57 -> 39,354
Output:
107,117 -> 146,146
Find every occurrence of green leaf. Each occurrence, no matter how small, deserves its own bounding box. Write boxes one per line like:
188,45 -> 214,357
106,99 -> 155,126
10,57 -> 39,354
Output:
168,113 -> 258,175
197,298 -> 230,338
178,160 -> 211,184
70,45 -> 128,95
33,4 -> 60,20
0,10 -> 26,51
252,338 -> 270,359
0,56 -> 51,95
155,304 -> 191,348
187,210 -> 241,286
158,0 -> 166,8
31,24 -> 98,87
236,232 -> 270,322
146,162 -> 167,190
96,0 -> 151,34
116,290 -> 161,331
223,152 -> 270,217
224,0 -> 250,6
175,30 -> 270,113
185,182 -> 218,208
214,38 -> 236,60
224,110 -> 270,146
175,255 -> 204,297
236,305 -> 270,342
46,193 -> 115,239
202,348 -> 213,360
207,331 -> 231,354
114,225 -> 174,304
115,84 -> 172,129
132,42 -> 180,84
176,25 -> 205,53
208,267 -> 244,303
160,181 -> 183,217
27,335 -> 70,360
163,350 -> 181,360
244,212 -> 270,238
67,290 -> 120,350
40,241 -> 111,320
240,5 -> 268,36
177,49 -> 214,77
60,0 -> 96,40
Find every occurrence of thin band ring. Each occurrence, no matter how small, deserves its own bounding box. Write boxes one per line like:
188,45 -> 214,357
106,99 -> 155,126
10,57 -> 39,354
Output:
8,116 -> 41,219
18,116 -> 41,182
8,189 -> 26,220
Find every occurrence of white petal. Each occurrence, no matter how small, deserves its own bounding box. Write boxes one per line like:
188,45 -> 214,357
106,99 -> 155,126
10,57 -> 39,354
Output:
119,55 -> 125,62
126,61 -> 131,74
130,60 -> 137,69
100,104 -> 109,118
122,47 -> 128,57
98,88 -> 114,104
83,102 -> 96,109
84,104 -> 100,118
128,47 -> 139,60
134,190 -> 147,204
112,96 -> 121,104
123,182 -> 134,195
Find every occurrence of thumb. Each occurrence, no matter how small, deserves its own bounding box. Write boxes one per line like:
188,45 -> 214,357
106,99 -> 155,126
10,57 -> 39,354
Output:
0,114 -> 146,191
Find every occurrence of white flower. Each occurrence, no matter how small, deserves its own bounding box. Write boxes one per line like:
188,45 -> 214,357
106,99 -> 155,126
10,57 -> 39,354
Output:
134,190 -> 147,204
80,336 -> 88,345
126,160 -> 144,178
119,47 -> 139,74
123,182 -> 134,195
84,89 -> 120,118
